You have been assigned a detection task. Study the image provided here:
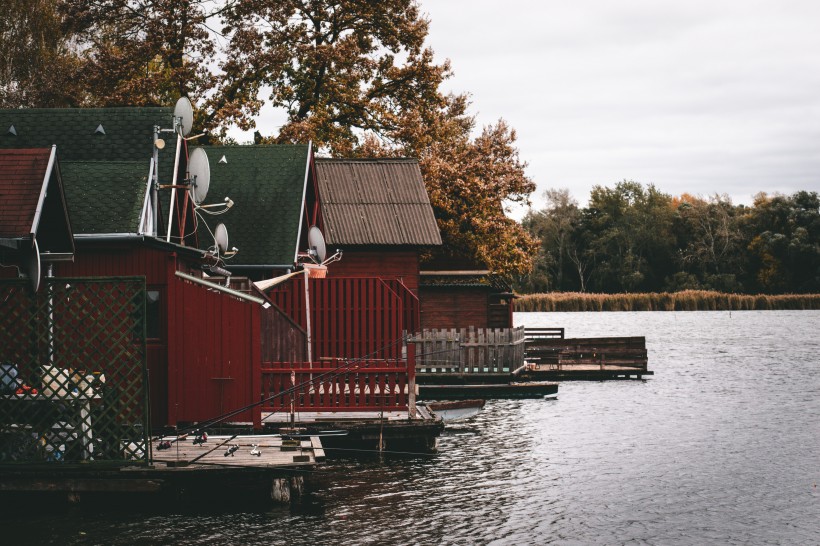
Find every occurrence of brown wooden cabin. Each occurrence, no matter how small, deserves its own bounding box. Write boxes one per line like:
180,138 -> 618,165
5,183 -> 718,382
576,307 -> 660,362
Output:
313,158 -> 442,294
419,255 -> 516,330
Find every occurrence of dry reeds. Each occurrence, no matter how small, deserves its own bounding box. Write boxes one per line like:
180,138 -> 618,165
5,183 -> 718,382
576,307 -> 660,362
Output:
514,291 -> 820,312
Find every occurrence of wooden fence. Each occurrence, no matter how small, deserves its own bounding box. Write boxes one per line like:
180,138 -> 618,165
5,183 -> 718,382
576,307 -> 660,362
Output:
261,358 -> 413,412
411,327 -> 526,375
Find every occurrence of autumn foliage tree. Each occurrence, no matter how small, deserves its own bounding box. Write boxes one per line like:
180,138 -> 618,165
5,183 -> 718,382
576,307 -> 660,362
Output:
0,0 -> 85,107
3,0 -> 538,277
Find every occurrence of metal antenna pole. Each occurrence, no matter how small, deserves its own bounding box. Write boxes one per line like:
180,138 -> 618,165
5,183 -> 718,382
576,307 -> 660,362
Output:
166,125 -> 183,243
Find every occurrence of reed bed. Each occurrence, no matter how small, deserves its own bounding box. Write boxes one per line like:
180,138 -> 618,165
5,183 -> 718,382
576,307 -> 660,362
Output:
515,291 -> 820,312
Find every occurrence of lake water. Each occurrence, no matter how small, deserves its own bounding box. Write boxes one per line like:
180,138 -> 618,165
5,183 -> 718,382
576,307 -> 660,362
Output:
6,311 -> 820,545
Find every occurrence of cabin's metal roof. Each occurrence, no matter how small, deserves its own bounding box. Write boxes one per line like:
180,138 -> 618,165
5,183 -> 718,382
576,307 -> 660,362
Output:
315,158 -> 441,246
198,145 -> 310,267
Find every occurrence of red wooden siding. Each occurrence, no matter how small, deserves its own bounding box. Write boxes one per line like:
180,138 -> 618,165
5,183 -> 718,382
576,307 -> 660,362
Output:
55,244 -> 195,426
419,287 -> 492,330
268,276 -> 416,361
57,244 -> 172,284
325,249 -> 420,291
166,276 -> 261,427
261,358 -> 410,413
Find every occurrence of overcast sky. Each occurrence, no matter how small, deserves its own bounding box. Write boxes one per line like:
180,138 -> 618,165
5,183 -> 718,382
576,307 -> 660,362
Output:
420,0 -> 820,216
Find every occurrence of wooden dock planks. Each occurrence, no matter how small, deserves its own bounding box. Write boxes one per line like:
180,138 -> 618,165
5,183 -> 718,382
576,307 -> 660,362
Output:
150,434 -> 321,468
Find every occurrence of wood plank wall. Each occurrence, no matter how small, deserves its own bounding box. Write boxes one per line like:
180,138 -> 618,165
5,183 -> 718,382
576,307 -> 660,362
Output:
412,327 -> 526,374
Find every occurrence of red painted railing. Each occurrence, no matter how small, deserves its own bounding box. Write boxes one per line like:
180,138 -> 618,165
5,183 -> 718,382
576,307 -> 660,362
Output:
261,358 -> 412,412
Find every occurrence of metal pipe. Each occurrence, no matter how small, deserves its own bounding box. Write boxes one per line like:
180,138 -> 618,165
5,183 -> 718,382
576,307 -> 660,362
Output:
152,126 -> 160,237
174,271 -> 264,305
303,269 -> 313,364
165,131 -> 183,242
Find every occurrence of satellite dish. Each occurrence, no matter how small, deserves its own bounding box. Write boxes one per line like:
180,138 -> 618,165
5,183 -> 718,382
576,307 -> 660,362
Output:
308,226 -> 327,263
188,147 -> 210,204
25,239 -> 41,293
214,223 -> 229,253
174,97 -> 194,137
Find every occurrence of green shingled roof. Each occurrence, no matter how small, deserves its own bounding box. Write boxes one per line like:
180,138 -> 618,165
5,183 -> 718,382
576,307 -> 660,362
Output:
0,107 -> 196,238
60,161 -> 148,234
198,145 -> 309,266
0,108 -> 174,162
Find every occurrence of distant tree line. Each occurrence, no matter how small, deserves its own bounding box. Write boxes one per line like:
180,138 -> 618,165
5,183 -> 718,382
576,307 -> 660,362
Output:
518,182 -> 820,294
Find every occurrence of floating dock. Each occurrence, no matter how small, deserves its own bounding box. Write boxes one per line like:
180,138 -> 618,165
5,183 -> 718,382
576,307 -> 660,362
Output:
520,329 -> 652,380
418,382 -> 558,400
261,409 -> 444,454
0,434 -> 324,506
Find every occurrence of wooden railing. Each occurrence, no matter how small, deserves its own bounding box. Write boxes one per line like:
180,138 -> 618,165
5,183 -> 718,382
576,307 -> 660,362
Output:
524,327 -> 565,339
411,327 -> 526,375
261,358 -> 412,412
524,336 -> 648,370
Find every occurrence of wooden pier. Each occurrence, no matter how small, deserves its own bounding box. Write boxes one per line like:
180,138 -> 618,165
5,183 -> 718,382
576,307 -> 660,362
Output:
0,434 -> 324,506
519,328 -> 652,380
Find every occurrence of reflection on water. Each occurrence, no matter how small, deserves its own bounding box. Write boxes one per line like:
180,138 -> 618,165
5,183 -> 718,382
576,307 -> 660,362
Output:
3,311 -> 819,545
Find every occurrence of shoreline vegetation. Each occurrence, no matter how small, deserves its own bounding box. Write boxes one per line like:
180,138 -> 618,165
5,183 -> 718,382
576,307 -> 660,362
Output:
515,290 -> 820,312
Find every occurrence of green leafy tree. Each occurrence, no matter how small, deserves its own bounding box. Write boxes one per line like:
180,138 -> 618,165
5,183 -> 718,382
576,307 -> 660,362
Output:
521,188 -> 582,292
585,181 -> 676,292
673,193 -> 744,292
745,191 -> 820,293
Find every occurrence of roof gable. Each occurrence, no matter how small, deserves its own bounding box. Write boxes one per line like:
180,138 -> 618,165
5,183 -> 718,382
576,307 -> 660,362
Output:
60,161 -> 149,235
0,147 -> 74,256
0,148 -> 51,239
315,159 -> 441,246
198,145 -> 310,266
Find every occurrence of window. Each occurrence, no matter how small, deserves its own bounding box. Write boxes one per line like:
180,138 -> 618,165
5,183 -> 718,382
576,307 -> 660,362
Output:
146,290 -> 161,339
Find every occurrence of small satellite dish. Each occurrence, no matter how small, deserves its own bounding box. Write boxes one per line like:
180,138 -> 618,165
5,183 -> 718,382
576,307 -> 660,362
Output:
174,97 -> 194,137
188,147 -> 210,204
308,226 -> 327,263
25,239 -> 41,293
154,138 -> 166,150
214,223 -> 229,253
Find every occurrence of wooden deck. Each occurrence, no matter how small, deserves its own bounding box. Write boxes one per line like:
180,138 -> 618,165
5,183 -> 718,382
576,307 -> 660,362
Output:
523,330 -> 652,380
516,363 -> 653,381
150,434 -> 325,467
0,434 -> 324,505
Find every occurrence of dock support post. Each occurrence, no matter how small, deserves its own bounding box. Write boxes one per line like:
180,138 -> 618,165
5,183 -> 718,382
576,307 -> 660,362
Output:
271,478 -> 291,503
271,476 -> 304,503
407,340 -> 417,418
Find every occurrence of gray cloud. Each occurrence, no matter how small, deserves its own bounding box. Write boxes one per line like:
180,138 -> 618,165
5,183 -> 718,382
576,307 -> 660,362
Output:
421,0 -> 820,215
